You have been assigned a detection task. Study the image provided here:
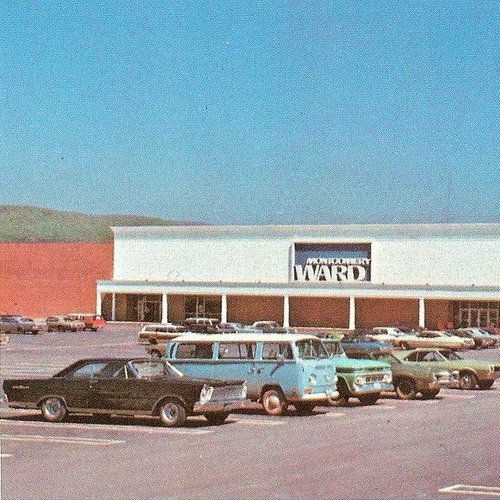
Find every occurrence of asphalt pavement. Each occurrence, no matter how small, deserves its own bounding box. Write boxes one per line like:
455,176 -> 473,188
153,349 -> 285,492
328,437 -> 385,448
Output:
1,324 -> 499,500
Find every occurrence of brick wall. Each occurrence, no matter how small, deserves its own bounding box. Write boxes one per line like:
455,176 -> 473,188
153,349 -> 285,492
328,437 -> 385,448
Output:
0,242 -> 113,318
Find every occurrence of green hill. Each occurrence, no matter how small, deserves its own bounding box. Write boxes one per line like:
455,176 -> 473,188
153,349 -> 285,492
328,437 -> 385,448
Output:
0,206 -> 201,242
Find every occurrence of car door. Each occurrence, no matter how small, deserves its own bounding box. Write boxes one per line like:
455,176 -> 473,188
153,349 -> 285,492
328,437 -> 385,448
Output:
248,342 -> 297,398
62,361 -> 109,410
214,341 -> 256,394
87,361 -> 135,412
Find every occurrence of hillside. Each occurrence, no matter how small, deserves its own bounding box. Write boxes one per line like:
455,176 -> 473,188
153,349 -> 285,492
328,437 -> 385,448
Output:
0,206 -> 200,242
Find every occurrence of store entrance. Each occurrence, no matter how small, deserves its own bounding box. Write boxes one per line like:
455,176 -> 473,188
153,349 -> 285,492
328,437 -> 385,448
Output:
137,297 -> 161,323
184,296 -> 221,319
455,301 -> 499,328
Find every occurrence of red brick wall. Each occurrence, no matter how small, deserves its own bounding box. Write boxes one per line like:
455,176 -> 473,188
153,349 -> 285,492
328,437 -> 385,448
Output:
0,243 -> 113,319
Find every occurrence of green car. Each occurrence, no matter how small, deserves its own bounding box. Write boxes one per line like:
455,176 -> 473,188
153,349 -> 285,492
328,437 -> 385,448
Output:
352,350 -> 459,400
322,339 -> 393,405
398,348 -> 500,390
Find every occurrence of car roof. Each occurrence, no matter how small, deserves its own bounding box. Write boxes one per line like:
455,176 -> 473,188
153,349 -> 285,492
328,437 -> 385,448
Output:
167,333 -> 320,343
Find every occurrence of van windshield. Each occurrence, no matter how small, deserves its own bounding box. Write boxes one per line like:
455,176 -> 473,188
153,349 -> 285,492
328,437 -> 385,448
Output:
296,339 -> 330,359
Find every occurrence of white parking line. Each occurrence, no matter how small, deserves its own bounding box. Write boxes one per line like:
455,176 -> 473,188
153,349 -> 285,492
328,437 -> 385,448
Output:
439,484 -> 500,496
0,454 -> 13,458
0,434 -> 125,446
362,404 -> 398,410
0,419 -> 214,435
323,412 -> 345,418
235,418 -> 285,426
442,394 -> 476,399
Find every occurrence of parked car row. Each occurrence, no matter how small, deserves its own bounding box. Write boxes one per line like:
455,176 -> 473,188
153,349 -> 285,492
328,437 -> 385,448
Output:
3,326 -> 499,429
0,313 -> 107,333
147,331 -> 499,410
138,319 -> 285,349
365,326 -> 497,350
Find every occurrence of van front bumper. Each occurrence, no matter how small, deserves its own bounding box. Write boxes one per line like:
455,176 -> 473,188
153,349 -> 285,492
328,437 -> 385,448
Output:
193,398 -> 251,414
288,391 -> 339,402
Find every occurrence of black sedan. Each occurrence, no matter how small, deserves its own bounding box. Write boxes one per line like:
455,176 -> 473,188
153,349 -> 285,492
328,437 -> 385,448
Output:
2,358 -> 248,427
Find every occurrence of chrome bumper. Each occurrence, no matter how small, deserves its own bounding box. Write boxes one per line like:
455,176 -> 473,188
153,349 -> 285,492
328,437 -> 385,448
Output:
288,391 -> 340,402
193,398 -> 251,414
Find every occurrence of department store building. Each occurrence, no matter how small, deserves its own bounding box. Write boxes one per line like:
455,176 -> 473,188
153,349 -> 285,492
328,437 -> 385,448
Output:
96,223 -> 500,330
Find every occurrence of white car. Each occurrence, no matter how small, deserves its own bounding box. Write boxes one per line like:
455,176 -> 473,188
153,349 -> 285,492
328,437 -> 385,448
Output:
403,330 -> 474,350
138,323 -> 187,345
367,327 -> 418,348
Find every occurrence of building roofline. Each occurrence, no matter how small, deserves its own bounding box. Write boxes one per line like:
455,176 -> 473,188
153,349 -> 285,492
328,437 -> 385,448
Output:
111,223 -> 500,240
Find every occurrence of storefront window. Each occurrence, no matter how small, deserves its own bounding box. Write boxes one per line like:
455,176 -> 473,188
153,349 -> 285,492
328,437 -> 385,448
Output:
453,301 -> 500,328
184,296 -> 221,320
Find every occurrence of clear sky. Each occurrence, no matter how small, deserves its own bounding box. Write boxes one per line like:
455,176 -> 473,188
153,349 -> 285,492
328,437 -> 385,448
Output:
1,1 -> 498,225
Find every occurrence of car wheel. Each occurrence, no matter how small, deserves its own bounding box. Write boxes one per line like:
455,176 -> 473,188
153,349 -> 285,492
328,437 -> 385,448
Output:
158,400 -> 187,427
41,397 -> 67,422
57,326 -> 65,332
261,389 -> 287,416
477,380 -> 494,390
357,393 -> 379,405
334,380 -> 350,406
395,379 -> 417,400
204,412 -> 230,425
459,372 -> 478,390
420,389 -> 440,399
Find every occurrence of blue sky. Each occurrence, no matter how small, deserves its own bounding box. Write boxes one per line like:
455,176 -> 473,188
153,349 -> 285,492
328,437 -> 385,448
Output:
1,1 -> 498,225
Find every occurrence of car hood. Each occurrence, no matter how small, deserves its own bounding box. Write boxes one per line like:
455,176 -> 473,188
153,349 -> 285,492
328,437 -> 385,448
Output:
333,357 -> 390,372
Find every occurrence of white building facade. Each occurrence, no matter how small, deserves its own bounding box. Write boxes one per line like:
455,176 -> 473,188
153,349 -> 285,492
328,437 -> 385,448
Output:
97,223 -> 500,330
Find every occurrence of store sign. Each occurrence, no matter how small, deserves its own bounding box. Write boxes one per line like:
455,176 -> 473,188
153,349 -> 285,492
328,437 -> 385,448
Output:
293,243 -> 371,282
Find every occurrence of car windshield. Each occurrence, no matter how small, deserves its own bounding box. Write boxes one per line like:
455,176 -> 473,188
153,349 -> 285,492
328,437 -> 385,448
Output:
439,350 -> 463,360
322,340 -> 345,356
375,352 -> 400,363
296,339 -> 330,359
130,360 -> 184,379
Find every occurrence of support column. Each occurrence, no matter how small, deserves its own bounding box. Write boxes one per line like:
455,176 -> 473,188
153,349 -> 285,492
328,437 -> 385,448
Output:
283,295 -> 290,328
221,295 -> 228,323
111,293 -> 116,321
162,293 -> 168,324
419,298 -> 425,329
96,292 -> 102,316
349,296 -> 356,330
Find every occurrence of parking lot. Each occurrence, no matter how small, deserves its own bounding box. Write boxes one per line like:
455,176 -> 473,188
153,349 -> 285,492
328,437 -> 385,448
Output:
1,323 -> 499,500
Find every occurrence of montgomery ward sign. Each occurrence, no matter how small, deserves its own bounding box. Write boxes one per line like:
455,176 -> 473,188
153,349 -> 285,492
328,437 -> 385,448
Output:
293,243 -> 371,282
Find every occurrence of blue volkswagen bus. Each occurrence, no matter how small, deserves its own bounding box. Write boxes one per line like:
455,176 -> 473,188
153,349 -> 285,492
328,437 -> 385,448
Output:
163,333 -> 339,416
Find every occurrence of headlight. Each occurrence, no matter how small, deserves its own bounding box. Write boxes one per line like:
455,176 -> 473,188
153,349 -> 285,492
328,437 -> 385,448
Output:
309,374 -> 317,386
199,384 -> 214,404
383,373 -> 392,384
354,376 -> 367,386
241,381 -> 248,398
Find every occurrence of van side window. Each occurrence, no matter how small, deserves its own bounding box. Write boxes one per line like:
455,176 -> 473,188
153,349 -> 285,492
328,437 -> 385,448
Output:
176,343 -> 214,359
262,343 -> 293,360
218,343 -> 254,360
